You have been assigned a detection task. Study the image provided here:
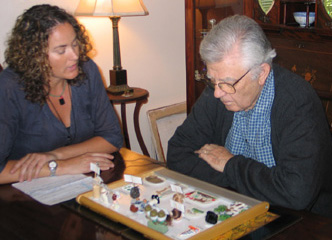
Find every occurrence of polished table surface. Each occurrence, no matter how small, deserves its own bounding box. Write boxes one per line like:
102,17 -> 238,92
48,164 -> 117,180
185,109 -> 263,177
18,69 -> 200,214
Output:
1,148 -> 331,240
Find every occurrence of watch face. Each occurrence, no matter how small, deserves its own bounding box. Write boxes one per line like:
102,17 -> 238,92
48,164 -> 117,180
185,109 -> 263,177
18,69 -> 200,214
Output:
49,161 -> 57,168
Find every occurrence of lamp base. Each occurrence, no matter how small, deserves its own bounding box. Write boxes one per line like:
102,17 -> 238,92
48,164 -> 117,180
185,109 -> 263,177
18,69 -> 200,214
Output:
107,84 -> 134,96
110,69 -> 127,85
107,69 -> 133,95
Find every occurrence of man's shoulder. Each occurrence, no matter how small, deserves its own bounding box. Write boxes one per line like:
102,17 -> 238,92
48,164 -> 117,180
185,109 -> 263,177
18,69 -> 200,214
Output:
273,64 -> 307,86
194,87 -> 229,112
273,64 -> 316,102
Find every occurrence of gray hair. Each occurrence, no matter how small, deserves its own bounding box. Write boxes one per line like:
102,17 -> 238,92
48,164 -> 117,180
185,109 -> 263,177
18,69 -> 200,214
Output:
199,15 -> 276,72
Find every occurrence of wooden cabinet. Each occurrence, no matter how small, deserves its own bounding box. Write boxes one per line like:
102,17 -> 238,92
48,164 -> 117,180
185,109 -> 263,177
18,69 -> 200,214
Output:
185,0 -> 244,112
185,0 -> 332,127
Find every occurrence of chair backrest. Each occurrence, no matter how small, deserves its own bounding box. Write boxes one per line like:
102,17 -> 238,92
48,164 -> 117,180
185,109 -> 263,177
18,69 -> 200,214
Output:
147,102 -> 187,162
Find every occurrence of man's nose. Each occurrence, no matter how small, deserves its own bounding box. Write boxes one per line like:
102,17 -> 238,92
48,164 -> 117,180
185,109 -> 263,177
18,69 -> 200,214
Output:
214,86 -> 227,98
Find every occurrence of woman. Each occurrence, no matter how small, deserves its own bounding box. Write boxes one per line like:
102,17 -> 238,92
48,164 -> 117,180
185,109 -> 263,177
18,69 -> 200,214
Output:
0,4 -> 123,184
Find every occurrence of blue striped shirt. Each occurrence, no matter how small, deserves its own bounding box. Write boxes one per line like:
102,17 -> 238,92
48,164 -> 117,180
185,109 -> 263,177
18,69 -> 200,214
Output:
225,70 -> 276,167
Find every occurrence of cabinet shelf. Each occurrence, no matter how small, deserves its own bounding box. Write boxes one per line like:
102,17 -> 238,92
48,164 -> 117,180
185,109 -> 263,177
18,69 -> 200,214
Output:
185,0 -> 332,125
261,22 -> 332,38
280,0 -> 315,3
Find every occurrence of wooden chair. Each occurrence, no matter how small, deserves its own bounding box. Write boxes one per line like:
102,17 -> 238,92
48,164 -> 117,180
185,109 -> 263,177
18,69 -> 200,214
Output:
147,102 -> 186,162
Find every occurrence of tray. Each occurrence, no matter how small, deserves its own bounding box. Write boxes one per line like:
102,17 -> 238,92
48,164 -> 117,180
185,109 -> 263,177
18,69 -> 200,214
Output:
76,167 -> 269,240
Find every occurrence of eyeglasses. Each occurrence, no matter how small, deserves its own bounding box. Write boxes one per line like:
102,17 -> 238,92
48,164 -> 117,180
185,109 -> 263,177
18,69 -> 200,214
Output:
203,68 -> 252,94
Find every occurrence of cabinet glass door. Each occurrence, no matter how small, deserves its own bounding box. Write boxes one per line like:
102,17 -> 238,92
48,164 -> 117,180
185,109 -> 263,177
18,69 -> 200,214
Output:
193,0 -> 244,101
316,0 -> 332,29
258,0 -> 275,15
324,0 -> 332,19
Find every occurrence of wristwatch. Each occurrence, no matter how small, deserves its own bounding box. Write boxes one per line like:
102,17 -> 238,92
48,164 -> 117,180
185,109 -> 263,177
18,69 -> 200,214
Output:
48,160 -> 58,177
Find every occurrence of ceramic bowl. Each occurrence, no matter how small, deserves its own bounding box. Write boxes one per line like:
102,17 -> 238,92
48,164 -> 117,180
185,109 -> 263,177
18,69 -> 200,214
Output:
293,12 -> 315,27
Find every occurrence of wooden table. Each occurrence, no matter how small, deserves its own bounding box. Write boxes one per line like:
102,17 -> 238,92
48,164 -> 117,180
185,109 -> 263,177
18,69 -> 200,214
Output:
0,148 -> 331,240
108,88 -> 150,157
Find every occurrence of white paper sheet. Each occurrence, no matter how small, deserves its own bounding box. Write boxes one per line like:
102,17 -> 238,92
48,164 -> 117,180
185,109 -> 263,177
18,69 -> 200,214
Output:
12,174 -> 94,205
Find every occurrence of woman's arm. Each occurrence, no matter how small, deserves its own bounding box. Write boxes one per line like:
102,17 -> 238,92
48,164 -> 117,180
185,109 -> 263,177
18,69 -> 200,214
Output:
49,136 -> 118,160
7,136 -> 117,184
0,151 -> 115,184
0,61 -> 123,184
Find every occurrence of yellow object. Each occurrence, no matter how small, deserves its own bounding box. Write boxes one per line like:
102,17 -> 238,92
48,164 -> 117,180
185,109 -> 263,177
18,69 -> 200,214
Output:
92,184 -> 101,199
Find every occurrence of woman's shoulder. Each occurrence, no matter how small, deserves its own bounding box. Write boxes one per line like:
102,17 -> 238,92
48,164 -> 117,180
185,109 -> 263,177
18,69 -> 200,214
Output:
82,58 -> 98,73
78,59 -> 105,92
0,67 -> 22,89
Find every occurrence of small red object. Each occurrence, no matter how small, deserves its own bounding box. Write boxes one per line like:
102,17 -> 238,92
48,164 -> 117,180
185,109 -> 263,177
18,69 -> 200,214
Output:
112,194 -> 117,201
130,204 -> 138,213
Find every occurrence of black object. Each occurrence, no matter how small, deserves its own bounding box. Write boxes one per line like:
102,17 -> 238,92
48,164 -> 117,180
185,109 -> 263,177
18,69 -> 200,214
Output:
130,186 -> 140,199
59,97 -> 65,105
205,211 -> 218,224
151,194 -> 160,204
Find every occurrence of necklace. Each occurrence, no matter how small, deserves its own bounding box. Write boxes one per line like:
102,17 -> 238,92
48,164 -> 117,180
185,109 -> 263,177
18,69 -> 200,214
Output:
49,81 -> 67,105
48,87 -> 75,145
48,97 -> 69,129
48,85 -> 72,128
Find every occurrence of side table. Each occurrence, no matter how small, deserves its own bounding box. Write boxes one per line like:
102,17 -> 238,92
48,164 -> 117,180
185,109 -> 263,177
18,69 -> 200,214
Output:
108,87 -> 150,156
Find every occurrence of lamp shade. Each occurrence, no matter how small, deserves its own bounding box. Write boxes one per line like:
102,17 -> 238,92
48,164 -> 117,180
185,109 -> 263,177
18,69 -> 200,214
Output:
75,0 -> 149,17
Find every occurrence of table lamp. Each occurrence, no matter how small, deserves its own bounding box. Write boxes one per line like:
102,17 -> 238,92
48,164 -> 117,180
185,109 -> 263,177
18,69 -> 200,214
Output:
75,0 -> 149,95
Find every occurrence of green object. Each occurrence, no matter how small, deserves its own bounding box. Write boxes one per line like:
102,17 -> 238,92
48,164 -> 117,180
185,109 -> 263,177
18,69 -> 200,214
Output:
258,0 -> 275,15
144,204 -> 152,212
147,220 -> 168,233
324,0 -> 332,19
214,205 -> 228,214
219,214 -> 231,221
192,208 -> 204,214
150,209 -> 158,217
158,210 -> 166,217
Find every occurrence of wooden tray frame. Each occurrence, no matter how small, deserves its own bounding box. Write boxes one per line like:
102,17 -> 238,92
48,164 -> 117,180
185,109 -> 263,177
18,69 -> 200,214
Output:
76,167 -> 269,240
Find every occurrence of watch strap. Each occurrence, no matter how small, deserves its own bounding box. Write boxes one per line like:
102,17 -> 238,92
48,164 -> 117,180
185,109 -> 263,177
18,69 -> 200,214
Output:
48,160 -> 57,177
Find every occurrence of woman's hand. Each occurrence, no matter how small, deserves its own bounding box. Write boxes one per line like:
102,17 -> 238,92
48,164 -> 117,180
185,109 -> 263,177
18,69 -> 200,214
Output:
10,152 -> 114,182
195,144 -> 233,172
57,152 -> 115,175
10,152 -> 58,182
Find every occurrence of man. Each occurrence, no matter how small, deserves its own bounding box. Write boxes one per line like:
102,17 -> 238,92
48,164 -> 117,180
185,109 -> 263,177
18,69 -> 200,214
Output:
167,15 -> 332,218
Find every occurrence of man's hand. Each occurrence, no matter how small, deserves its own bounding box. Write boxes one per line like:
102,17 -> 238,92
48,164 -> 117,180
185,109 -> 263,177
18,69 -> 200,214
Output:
195,144 -> 233,172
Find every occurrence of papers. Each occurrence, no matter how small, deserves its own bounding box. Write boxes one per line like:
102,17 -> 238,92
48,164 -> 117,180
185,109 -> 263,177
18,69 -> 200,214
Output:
124,174 -> 142,184
12,174 -> 94,206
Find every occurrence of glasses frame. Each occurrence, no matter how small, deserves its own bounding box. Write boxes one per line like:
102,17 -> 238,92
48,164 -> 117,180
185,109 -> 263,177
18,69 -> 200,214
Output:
203,68 -> 252,94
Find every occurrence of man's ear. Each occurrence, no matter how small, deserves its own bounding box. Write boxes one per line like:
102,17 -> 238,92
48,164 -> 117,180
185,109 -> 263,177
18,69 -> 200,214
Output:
258,63 -> 271,86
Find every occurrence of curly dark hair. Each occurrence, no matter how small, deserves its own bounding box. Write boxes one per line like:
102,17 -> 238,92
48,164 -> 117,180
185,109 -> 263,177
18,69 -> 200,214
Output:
5,4 -> 92,105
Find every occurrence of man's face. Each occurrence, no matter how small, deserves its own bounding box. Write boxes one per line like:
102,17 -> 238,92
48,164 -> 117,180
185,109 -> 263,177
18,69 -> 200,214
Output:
48,22 -> 79,82
206,51 -> 266,112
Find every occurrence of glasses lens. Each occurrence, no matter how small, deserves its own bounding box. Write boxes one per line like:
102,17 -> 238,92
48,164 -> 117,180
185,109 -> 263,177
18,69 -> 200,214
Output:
203,76 -> 215,88
218,83 -> 236,94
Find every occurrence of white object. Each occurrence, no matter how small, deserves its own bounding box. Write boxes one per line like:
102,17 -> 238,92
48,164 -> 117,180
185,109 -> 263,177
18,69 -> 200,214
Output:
293,12 -> 315,27
171,184 -> 183,193
90,162 -> 100,175
124,174 -> 143,184
75,0 -> 149,17
12,174 -> 93,205
147,102 -> 187,162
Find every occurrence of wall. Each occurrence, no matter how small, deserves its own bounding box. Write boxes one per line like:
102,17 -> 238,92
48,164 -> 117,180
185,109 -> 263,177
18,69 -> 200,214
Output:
0,0 -> 186,158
